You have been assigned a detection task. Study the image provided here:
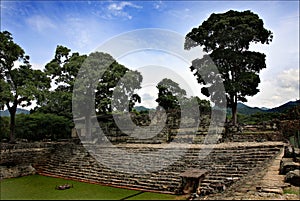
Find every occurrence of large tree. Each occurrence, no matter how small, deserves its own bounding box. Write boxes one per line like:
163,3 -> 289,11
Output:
95,60 -> 142,114
73,51 -> 142,140
35,45 -> 87,119
0,31 -> 50,142
39,46 -> 142,119
184,10 -> 273,125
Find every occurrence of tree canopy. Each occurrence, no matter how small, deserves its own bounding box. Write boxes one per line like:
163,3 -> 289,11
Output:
35,45 -> 87,119
155,78 -> 187,111
36,45 -> 142,121
0,31 -> 50,142
185,10 -> 273,125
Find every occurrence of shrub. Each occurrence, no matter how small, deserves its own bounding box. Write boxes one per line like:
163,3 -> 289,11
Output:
0,116 -> 10,140
14,113 -> 73,141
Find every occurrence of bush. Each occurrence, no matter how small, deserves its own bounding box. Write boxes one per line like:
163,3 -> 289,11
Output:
0,116 -> 10,140
14,113 -> 73,141
232,112 -> 280,125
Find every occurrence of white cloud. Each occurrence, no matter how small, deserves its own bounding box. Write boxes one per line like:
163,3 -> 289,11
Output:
31,63 -> 44,71
63,17 -> 98,51
108,1 -> 142,11
277,68 -> 299,92
13,60 -> 44,71
136,90 -> 158,109
107,1 -> 142,20
153,1 -> 165,11
246,10 -> 299,108
142,93 -> 156,101
26,15 -> 56,32
246,68 -> 299,108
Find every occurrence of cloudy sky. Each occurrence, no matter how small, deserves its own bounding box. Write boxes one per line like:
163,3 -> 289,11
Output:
1,0 -> 299,109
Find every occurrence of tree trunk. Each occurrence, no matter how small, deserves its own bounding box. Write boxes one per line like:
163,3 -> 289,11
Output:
8,105 -> 17,143
232,97 -> 238,126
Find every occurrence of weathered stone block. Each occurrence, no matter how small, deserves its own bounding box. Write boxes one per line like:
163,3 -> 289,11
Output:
260,187 -> 283,195
284,145 -> 295,158
294,148 -> 300,158
285,169 -> 300,186
0,164 -> 36,179
280,158 -> 300,174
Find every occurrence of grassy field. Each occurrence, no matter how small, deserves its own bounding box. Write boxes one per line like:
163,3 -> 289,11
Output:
0,175 -> 178,200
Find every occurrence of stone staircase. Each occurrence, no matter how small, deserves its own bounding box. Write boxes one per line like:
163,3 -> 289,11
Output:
225,131 -> 284,143
34,141 -> 284,195
197,145 -> 283,195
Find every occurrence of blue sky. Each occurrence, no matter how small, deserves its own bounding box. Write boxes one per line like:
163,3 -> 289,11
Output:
1,0 -> 299,109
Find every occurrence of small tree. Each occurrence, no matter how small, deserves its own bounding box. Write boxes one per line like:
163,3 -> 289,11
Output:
155,78 -> 187,111
185,10 -> 273,125
0,31 -> 50,142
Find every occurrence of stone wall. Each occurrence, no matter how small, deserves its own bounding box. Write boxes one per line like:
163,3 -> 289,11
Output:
279,145 -> 300,186
73,112 -> 285,145
223,131 -> 285,143
74,112 -> 212,144
0,141 -> 67,179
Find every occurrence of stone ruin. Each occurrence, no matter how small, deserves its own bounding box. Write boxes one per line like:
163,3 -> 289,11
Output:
0,110 -> 294,199
280,145 -> 300,186
72,111 -> 210,144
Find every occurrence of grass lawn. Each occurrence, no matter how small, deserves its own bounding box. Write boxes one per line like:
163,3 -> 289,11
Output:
0,174 -> 178,200
283,186 -> 300,196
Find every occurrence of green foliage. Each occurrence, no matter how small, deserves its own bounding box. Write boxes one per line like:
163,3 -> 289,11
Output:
185,10 -> 272,52
36,45 -> 87,119
192,96 -> 211,114
40,47 -> 143,119
280,102 -> 300,120
277,104 -> 300,141
0,31 -> 25,77
185,10 -> 273,125
232,112 -> 279,125
97,61 -> 142,114
34,90 -> 73,119
0,31 -> 51,142
0,116 -> 10,140
155,78 -> 211,118
156,78 -> 187,111
12,113 -> 72,141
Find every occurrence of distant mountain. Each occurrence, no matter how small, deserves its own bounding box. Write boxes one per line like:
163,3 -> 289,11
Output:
0,108 -> 30,117
133,106 -> 152,112
133,100 -> 299,116
228,100 -> 300,116
260,107 -> 270,111
235,103 -> 264,115
267,100 -> 300,113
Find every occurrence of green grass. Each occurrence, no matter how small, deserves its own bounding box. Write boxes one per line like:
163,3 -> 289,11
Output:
283,186 -> 300,195
0,175 -> 177,200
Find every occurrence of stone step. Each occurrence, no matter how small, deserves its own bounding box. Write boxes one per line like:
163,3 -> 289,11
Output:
35,143 -> 282,195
